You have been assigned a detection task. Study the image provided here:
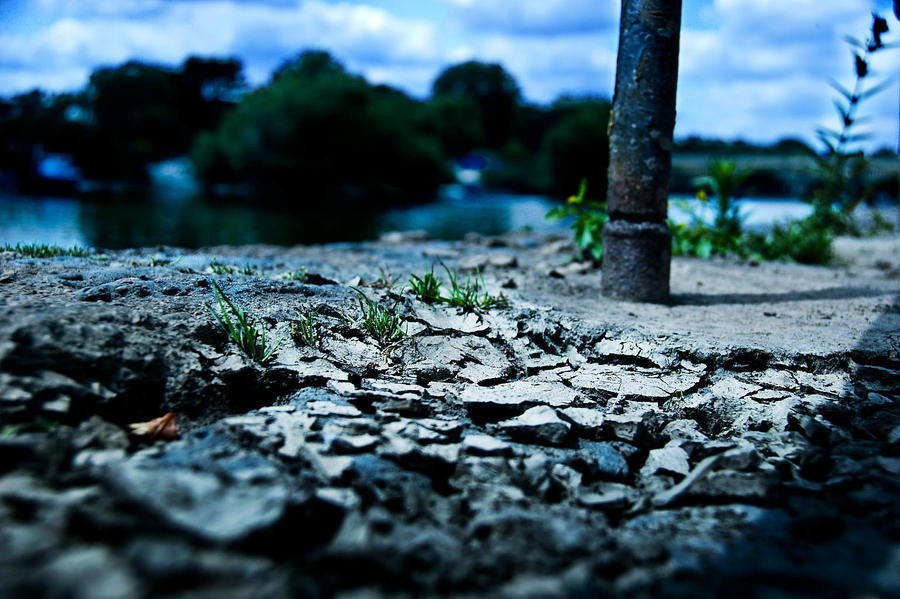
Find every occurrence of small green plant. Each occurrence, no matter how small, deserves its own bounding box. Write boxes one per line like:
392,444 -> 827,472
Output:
409,266 -> 442,303
209,280 -> 284,363
693,158 -> 751,239
209,258 -> 236,275
148,255 -> 183,267
370,265 -> 402,290
811,12 -> 895,235
441,263 -> 504,310
346,287 -> 406,345
280,268 -> 307,282
209,259 -> 261,276
292,307 -> 319,347
1,243 -> 91,258
545,178 -> 608,262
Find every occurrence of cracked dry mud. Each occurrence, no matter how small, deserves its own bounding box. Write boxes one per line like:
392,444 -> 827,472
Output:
0,231 -> 898,598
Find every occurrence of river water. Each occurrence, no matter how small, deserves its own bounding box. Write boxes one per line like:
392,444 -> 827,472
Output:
0,184 -> 844,250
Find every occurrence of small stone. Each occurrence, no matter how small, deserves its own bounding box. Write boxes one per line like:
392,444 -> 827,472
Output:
458,363 -> 508,386
602,412 -> 648,442
463,434 -> 512,456
380,435 -> 460,478
315,487 -> 361,512
497,406 -> 571,446
661,419 -> 708,443
305,401 -> 363,418
303,445 -> 354,482
559,407 -> 605,437
550,463 -> 583,490
569,441 -> 630,482
687,469 -> 781,503
327,380 -> 357,396
329,434 -> 380,454
641,444 -> 690,479
383,419 -> 450,444
103,461 -> 288,544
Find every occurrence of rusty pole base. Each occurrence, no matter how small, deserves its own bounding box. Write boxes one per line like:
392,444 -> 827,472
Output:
601,220 -> 671,304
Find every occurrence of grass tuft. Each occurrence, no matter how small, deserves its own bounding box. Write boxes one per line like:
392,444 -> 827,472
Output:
346,287 -> 406,345
1,243 -> 91,258
280,268 -> 307,282
209,280 -> 284,364
441,263 -> 505,310
209,259 -> 262,276
292,307 -> 319,347
408,266 -> 442,303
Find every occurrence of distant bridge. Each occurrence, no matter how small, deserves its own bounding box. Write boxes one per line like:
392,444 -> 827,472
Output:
670,153 -> 899,198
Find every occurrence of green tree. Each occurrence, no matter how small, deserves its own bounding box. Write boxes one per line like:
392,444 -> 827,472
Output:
192,51 -> 450,204
540,99 -> 611,198
432,61 -> 520,149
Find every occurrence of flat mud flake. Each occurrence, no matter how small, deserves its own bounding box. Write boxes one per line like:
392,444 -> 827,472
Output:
568,364 -> 701,401
558,407 -> 605,437
458,363 -> 508,386
496,405 -> 571,446
105,462 -> 288,544
319,337 -> 384,370
412,306 -> 490,335
463,434 -> 512,456
383,419 -> 451,444
127,412 -> 179,442
365,379 -> 425,397
792,371 -> 852,397
594,338 -> 672,368
640,444 -> 691,479
460,380 -> 579,421
304,400 -> 362,418
708,378 -> 763,400
289,359 -> 350,384
737,369 -> 799,391
413,336 -> 467,364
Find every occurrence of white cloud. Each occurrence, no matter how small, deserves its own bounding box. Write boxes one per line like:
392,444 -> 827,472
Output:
675,0 -> 899,149
446,0 -> 618,36
0,0 -> 440,91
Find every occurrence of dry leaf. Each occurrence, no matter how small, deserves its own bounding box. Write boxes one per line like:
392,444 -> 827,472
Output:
128,412 -> 179,442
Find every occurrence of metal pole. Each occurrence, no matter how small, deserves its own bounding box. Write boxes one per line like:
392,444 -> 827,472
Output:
602,0 -> 682,303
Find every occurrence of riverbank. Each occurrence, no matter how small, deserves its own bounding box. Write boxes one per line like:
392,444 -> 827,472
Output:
1,232 -> 898,598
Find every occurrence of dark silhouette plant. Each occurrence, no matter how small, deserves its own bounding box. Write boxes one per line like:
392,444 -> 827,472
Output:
811,12 -> 895,234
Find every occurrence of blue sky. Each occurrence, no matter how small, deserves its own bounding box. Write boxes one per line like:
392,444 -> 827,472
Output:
0,0 -> 897,150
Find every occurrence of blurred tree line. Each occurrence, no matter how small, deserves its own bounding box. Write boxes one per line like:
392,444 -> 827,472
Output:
0,51 -> 614,204
0,57 -> 243,184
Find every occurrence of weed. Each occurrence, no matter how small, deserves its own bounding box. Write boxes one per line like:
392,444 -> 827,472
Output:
347,287 -> 406,345
208,280 -> 284,363
370,265 -> 402,290
545,178 -> 608,262
441,263 -> 505,310
148,255 -> 183,267
409,266 -> 442,303
810,12 -> 895,234
280,268 -> 307,282
209,259 -> 262,276
209,258 -> 236,275
292,308 -> 319,347
1,243 -> 91,258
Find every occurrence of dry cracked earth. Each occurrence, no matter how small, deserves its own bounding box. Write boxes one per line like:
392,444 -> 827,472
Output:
0,231 -> 898,598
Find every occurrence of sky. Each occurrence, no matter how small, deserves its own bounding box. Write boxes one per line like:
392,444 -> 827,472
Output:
0,0 -> 898,151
